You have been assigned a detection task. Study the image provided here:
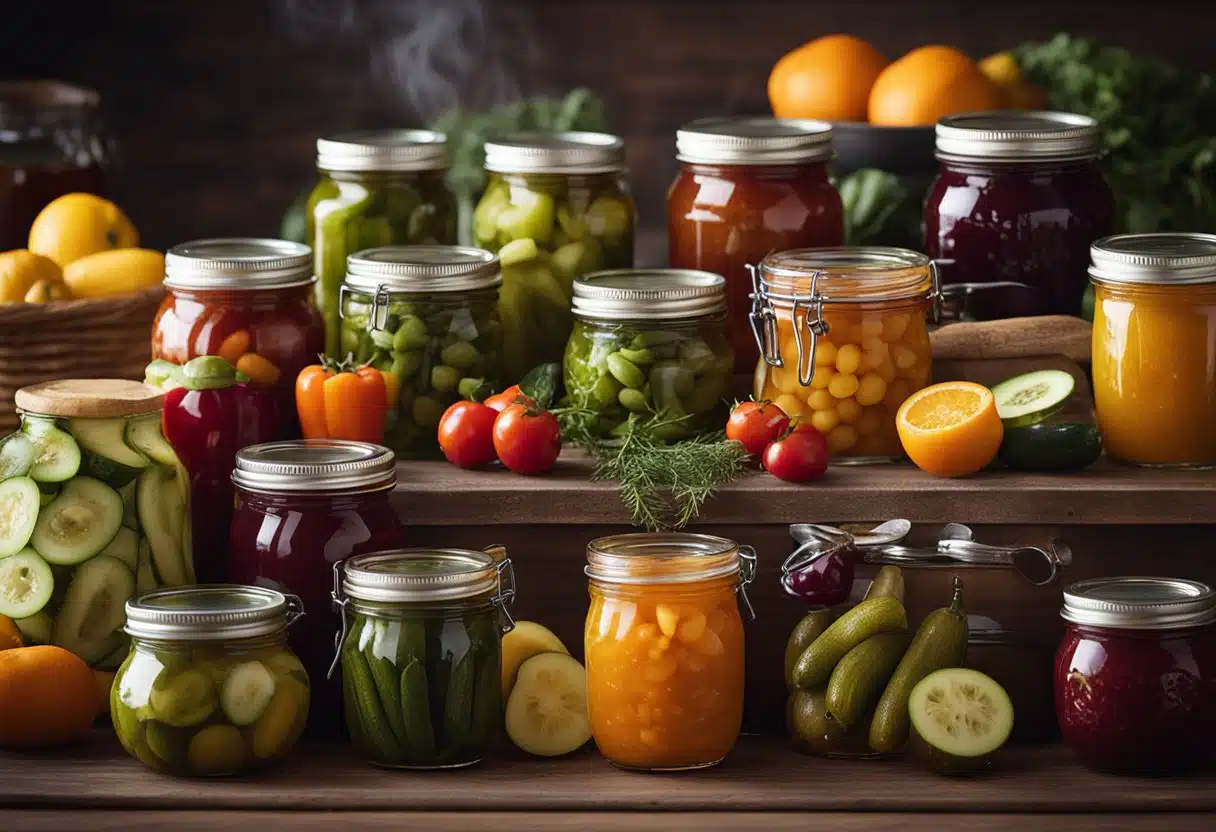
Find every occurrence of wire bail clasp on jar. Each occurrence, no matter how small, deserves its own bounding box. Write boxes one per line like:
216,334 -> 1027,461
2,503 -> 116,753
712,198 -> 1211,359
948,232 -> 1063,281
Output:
283,593 -> 306,627
482,543 -> 519,635
737,545 -> 758,621
748,263 -> 827,386
328,558 -> 353,680
338,283 -> 394,332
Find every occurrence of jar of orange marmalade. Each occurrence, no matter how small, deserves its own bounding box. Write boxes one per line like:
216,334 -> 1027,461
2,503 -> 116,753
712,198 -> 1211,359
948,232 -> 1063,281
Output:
583,533 -> 755,771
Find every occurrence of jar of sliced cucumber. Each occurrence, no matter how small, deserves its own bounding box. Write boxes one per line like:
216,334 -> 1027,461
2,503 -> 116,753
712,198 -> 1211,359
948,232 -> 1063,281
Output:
0,379 -> 194,668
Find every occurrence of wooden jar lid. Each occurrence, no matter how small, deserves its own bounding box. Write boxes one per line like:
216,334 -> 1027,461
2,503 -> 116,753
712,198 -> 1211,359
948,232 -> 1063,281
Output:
14,379 -> 164,418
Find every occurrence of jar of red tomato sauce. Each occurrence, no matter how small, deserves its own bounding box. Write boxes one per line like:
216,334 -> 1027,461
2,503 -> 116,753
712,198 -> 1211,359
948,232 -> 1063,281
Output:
153,238 -> 325,438
667,117 -> 844,373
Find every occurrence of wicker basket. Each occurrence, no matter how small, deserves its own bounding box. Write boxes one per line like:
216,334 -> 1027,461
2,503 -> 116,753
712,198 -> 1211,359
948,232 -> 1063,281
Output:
0,286 -> 165,432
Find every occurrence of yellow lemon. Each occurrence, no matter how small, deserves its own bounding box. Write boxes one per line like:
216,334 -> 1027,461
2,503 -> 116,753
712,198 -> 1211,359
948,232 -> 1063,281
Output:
978,52 -> 1023,89
0,249 -> 63,303
23,278 -> 72,303
63,248 -> 165,298
28,193 -> 138,268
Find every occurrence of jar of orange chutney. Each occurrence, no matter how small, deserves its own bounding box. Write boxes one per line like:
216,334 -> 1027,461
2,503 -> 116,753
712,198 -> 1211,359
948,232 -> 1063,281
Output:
584,532 -> 755,771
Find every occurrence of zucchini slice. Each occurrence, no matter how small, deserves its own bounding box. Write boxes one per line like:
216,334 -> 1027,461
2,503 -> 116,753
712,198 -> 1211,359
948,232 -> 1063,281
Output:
125,416 -> 180,467
137,465 -> 189,587
908,667 -> 1014,775
97,525 -> 140,571
30,477 -> 124,565
23,422 -> 81,484
0,476 -> 40,558
991,370 -> 1075,428
135,537 -> 158,594
53,554 -> 135,664
0,548 -> 54,619
0,433 -> 37,480
119,480 -> 139,531
69,417 -> 149,487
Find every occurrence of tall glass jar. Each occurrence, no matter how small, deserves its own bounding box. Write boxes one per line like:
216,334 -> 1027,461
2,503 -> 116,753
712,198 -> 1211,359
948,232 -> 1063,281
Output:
339,245 -> 503,458
472,132 -> 636,382
667,117 -> 844,373
308,130 -> 458,358
331,547 -> 516,769
924,111 -> 1114,321
564,269 -> 733,440
584,533 -> 754,771
751,247 -> 937,462
1089,233 -> 1216,468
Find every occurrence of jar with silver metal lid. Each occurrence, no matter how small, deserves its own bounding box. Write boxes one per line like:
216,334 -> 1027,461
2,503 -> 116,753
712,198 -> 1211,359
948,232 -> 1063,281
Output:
1055,576 -> 1216,774
308,129 -> 457,359
1088,232 -> 1216,468
472,131 -> 636,382
111,584 -> 309,777
338,244 -> 503,457
564,269 -> 732,440
330,546 -> 517,768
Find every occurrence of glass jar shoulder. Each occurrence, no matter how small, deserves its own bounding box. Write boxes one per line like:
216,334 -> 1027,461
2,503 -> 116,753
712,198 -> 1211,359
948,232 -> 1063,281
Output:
669,163 -> 841,224
310,171 -> 458,250
925,161 -> 1114,229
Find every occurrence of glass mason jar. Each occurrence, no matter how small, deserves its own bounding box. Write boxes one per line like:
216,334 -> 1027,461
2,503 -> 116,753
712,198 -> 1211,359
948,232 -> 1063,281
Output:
331,547 -> 516,769
1089,233 -> 1216,468
1055,577 -> 1216,774
751,247 -> 937,462
584,533 -> 755,771
667,116 -> 844,374
924,112 -> 1114,321
308,130 -> 458,359
472,132 -> 636,382
112,585 -> 309,777
339,245 -> 503,459
564,269 -> 733,440
3,379 -> 193,667
153,238 -> 325,439
229,440 -> 403,736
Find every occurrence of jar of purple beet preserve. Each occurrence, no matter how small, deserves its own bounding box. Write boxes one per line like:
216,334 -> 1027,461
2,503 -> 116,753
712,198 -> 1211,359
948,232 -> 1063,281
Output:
1055,577 -> 1216,774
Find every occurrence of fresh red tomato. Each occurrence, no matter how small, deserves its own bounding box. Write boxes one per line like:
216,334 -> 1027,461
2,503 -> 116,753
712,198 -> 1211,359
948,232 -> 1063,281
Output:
726,400 -> 791,457
437,401 -> 499,468
763,424 -> 829,483
484,384 -> 525,412
492,402 -> 562,475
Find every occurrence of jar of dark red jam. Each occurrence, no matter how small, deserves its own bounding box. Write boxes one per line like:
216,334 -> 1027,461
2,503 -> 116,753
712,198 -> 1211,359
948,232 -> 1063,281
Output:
1055,577 -> 1216,774
229,439 -> 404,736
924,111 -> 1114,321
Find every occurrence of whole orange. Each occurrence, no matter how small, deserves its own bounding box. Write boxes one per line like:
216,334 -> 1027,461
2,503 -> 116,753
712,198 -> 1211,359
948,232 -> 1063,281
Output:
769,34 -> 889,122
0,645 -> 99,748
868,45 -> 1000,126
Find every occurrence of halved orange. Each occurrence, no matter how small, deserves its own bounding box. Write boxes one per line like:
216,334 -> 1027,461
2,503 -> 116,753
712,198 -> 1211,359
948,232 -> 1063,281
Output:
896,382 -> 1003,477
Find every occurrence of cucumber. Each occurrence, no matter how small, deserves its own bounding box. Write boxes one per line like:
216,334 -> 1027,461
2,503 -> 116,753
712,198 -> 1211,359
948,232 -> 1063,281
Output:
990,369 -> 1075,428
442,650 -> 476,757
149,668 -> 217,727
999,422 -> 1103,471
0,548 -> 54,618
22,421 -> 81,483
343,643 -> 405,763
30,476 -> 124,565
468,645 -> 501,746
0,433 -> 37,480
135,537 -> 158,594
365,629 -> 407,745
863,566 -> 905,603
125,416 -> 180,467
137,465 -> 188,587
119,480 -> 139,530
220,660 -> 277,726
396,618 -> 435,760
827,631 -> 911,729
69,417 -> 149,487
784,608 -> 836,692
52,554 -> 135,663
909,667 -> 1014,775
14,610 -> 53,644
792,596 -> 907,690
97,525 -> 140,571
0,476 -> 40,558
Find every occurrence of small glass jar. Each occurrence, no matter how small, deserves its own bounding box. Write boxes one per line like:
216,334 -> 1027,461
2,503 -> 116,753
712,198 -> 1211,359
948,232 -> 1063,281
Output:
1089,233 -> 1216,468
331,547 -> 516,769
339,245 -> 503,458
564,269 -> 733,440
112,585 -> 309,777
472,132 -> 636,382
584,533 -> 755,771
751,247 -> 937,462
924,111 -> 1114,321
152,238 -> 325,438
667,117 -> 844,373
1055,577 -> 1216,774
308,130 -> 458,358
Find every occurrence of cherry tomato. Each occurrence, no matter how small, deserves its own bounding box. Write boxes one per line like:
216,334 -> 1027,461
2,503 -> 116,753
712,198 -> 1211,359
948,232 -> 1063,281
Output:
763,424 -> 829,483
484,384 -> 525,412
492,402 -> 562,475
437,401 -> 499,468
726,400 -> 791,457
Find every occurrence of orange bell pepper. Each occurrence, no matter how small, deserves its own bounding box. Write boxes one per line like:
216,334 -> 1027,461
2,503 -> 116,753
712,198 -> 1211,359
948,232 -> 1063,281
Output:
295,357 -> 390,444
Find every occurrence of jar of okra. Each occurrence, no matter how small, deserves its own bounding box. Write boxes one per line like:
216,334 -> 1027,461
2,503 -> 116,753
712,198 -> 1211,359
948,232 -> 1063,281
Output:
339,245 -> 503,458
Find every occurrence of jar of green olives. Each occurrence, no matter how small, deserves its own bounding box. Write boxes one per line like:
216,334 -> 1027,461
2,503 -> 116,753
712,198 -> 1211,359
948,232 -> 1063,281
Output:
340,245 -> 503,458
564,269 -> 733,440
472,132 -> 636,381
112,585 -> 309,777
309,130 -> 458,358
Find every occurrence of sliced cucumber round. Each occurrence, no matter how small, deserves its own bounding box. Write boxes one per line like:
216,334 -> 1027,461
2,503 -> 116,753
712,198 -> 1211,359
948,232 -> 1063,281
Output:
0,476 -> 40,558
908,667 -> 1014,775
221,660 -> 277,726
0,433 -> 37,481
990,370 -> 1075,428
31,476 -> 124,565
0,548 -> 54,618
52,554 -> 135,662
22,422 -> 82,484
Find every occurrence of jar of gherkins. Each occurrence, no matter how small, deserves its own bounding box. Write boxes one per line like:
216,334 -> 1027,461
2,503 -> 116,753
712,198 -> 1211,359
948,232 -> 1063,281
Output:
339,245 -> 503,458
473,132 -> 636,382
309,130 -> 458,358
330,547 -> 517,769
564,269 -> 733,440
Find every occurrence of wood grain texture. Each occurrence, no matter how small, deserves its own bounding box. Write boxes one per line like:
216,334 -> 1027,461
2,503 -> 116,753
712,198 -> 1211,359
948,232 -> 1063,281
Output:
930,316 -> 1093,363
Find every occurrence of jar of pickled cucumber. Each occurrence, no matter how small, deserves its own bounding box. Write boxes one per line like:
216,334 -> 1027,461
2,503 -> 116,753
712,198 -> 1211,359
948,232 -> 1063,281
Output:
751,247 -> 938,462
473,132 -> 636,382
339,245 -> 503,458
564,269 -> 733,440
330,547 -> 517,769
112,585 -> 309,777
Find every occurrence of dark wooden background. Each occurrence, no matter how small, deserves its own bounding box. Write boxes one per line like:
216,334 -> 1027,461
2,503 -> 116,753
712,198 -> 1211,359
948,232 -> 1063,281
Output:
4,0 -> 1214,252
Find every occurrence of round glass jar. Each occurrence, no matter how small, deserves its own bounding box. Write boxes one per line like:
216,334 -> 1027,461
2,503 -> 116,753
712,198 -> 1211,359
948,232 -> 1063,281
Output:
112,585 -> 309,777
667,116 -> 844,374
1055,577 -> 1216,774
564,269 -> 733,440
472,132 -> 636,382
339,245 -> 503,459
924,111 -> 1114,321
751,247 -> 936,462
1089,233 -> 1216,468
228,439 -> 403,736
584,532 -> 755,771
331,547 -> 516,769
152,238 -> 325,438
308,130 -> 458,358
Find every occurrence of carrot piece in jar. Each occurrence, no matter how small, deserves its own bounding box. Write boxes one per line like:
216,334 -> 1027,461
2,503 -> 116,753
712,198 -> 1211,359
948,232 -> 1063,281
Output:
217,330 -> 252,366
236,352 -> 281,386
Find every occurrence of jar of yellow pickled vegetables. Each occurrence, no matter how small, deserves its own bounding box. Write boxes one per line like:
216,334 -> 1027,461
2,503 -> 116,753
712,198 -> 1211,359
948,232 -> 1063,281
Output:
584,532 -> 755,771
750,247 -> 938,462
1090,233 -> 1216,468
